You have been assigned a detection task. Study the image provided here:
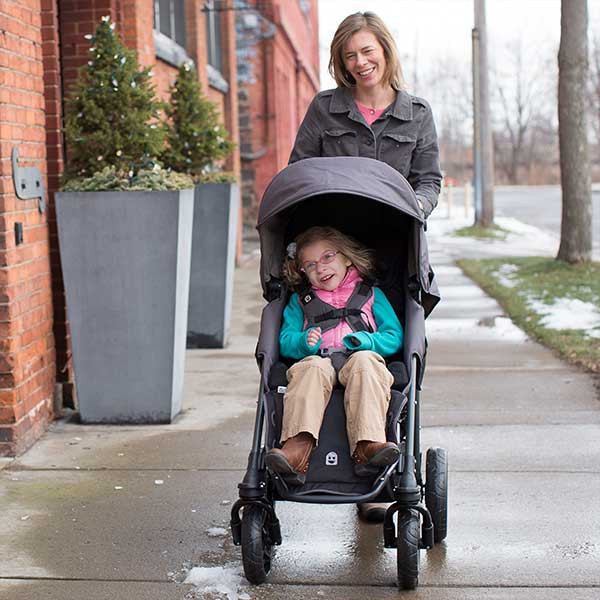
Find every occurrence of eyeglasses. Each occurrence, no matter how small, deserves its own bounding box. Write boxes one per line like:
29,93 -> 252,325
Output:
300,250 -> 341,273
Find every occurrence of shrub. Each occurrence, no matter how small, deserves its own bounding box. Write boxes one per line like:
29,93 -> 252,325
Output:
62,16 -> 165,185
161,62 -> 235,180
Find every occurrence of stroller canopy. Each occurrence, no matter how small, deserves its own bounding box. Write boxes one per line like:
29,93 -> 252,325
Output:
256,156 -> 439,316
257,156 -> 423,227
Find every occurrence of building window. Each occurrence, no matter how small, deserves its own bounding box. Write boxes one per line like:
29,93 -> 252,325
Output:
155,0 -> 186,47
205,0 -> 222,72
154,0 -> 189,67
204,0 -> 228,93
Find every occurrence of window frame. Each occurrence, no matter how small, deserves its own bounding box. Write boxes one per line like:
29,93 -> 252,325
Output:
153,0 -> 191,67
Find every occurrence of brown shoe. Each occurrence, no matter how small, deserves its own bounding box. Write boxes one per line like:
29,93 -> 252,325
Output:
353,441 -> 400,466
265,432 -> 315,485
357,502 -> 389,523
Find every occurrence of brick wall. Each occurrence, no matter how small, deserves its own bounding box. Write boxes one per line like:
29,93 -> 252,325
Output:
239,0 -> 319,226
0,0 -> 241,456
0,0 -> 56,455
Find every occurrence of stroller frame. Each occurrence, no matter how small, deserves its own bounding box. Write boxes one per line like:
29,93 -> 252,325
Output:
230,157 -> 447,590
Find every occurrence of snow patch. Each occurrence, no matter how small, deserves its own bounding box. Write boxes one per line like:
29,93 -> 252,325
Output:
426,316 -> 529,342
184,564 -> 249,600
206,527 -> 228,538
495,263 -> 519,288
527,297 -> 600,337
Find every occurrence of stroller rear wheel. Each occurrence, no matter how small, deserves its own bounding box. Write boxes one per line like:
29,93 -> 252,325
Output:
425,447 -> 448,543
241,504 -> 273,584
396,509 -> 420,590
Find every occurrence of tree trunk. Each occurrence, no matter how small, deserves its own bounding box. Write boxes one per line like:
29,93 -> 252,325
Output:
557,0 -> 592,263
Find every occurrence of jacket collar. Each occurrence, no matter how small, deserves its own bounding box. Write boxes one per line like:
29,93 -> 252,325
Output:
330,87 -> 413,121
313,267 -> 362,297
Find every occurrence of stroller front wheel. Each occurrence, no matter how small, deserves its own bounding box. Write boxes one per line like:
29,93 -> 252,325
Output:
396,509 -> 420,590
241,504 -> 273,584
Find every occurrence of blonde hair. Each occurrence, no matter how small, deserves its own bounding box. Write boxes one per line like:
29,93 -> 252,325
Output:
283,226 -> 374,291
328,12 -> 405,91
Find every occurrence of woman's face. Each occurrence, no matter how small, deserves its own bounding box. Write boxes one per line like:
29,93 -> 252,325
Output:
342,29 -> 388,92
299,240 -> 352,292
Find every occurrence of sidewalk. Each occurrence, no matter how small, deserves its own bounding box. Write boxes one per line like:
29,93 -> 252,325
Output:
1,215 -> 599,599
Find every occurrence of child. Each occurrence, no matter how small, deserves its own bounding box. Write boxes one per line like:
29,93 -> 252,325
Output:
265,226 -> 404,485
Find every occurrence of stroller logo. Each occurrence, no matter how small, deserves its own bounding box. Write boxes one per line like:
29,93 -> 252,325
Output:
325,452 -> 338,466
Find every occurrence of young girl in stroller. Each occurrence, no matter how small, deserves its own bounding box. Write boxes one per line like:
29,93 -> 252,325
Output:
265,226 -> 403,485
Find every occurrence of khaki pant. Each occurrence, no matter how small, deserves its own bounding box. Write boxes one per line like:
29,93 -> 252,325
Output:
280,351 -> 394,455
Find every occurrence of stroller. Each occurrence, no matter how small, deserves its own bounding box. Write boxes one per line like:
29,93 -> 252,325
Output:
230,156 -> 447,590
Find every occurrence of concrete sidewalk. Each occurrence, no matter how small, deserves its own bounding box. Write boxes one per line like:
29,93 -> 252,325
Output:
1,216 -> 599,599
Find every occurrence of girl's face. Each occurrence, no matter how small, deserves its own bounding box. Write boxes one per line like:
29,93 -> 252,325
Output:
299,240 -> 352,292
342,29 -> 387,93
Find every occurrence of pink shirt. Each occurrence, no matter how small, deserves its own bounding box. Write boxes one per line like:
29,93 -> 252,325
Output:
356,101 -> 385,126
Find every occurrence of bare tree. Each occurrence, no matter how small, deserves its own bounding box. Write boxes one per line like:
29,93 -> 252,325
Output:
557,0 -> 592,263
422,56 -> 473,182
492,38 -> 557,184
588,35 -> 600,164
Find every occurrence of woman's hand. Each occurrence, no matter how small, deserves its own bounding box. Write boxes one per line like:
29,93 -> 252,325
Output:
307,327 -> 322,347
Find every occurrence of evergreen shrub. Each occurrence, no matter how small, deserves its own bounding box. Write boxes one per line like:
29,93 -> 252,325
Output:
161,62 -> 235,183
62,17 -> 188,191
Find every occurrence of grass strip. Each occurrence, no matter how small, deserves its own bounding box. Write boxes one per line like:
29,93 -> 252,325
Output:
453,224 -> 509,240
456,257 -> 600,373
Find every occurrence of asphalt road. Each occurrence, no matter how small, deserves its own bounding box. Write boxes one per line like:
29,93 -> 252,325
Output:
494,185 -> 600,256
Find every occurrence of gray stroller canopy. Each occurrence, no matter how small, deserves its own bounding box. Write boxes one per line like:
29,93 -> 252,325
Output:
257,156 -> 439,316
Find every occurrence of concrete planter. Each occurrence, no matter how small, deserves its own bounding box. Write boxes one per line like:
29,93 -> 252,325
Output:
187,182 -> 239,348
55,189 -> 194,424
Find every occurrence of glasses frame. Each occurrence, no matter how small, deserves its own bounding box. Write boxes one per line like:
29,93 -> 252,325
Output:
300,250 -> 341,274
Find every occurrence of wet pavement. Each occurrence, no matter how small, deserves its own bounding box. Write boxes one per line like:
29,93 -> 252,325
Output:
1,213 -> 599,599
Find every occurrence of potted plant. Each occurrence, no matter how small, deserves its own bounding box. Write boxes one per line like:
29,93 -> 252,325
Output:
161,62 -> 238,348
56,17 -> 194,424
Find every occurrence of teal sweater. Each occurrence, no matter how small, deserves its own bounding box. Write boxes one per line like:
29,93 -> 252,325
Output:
280,287 -> 404,360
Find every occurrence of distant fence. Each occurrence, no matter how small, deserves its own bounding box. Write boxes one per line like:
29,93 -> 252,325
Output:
439,181 -> 473,218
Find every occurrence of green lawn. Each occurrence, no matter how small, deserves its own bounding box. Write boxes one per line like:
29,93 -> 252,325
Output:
457,257 -> 600,373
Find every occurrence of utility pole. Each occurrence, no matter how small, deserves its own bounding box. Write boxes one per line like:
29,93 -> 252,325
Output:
472,0 -> 494,226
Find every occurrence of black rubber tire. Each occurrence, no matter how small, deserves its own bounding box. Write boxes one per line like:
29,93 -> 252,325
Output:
425,447 -> 448,543
240,505 -> 272,584
396,509 -> 420,590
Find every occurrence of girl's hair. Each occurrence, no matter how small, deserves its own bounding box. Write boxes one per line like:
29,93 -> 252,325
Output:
329,12 -> 405,91
283,226 -> 374,290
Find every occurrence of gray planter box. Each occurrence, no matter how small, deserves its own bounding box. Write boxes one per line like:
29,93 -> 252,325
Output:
55,189 -> 194,424
187,182 -> 239,348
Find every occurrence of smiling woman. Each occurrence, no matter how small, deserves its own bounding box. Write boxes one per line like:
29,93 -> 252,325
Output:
289,11 -> 442,219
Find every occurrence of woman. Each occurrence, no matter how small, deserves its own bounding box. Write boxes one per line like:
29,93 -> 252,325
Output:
290,11 -> 442,218
289,12 -> 442,522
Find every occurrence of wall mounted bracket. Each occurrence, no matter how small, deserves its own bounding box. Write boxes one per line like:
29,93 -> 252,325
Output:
11,147 -> 46,214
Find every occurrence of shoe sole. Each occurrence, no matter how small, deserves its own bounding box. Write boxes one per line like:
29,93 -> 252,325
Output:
368,445 -> 401,467
265,452 -> 306,486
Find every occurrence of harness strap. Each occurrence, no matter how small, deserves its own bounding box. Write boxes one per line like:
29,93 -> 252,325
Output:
313,307 -> 364,324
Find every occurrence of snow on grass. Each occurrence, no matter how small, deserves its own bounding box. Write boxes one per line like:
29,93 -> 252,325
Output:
526,297 -> 600,338
495,263 -> 519,288
184,563 -> 250,600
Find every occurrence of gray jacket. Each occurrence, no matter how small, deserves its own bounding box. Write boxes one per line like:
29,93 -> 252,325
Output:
289,87 -> 442,217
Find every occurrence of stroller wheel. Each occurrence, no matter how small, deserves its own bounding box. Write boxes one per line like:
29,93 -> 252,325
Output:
241,504 -> 273,584
425,447 -> 448,543
396,509 -> 420,590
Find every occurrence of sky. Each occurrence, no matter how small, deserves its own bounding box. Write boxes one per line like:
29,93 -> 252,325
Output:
317,0 -> 600,92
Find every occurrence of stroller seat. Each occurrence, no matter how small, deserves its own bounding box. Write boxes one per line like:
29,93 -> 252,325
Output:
264,358 -> 409,497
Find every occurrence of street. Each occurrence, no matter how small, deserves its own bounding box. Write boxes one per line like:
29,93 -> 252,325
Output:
494,186 -> 600,257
